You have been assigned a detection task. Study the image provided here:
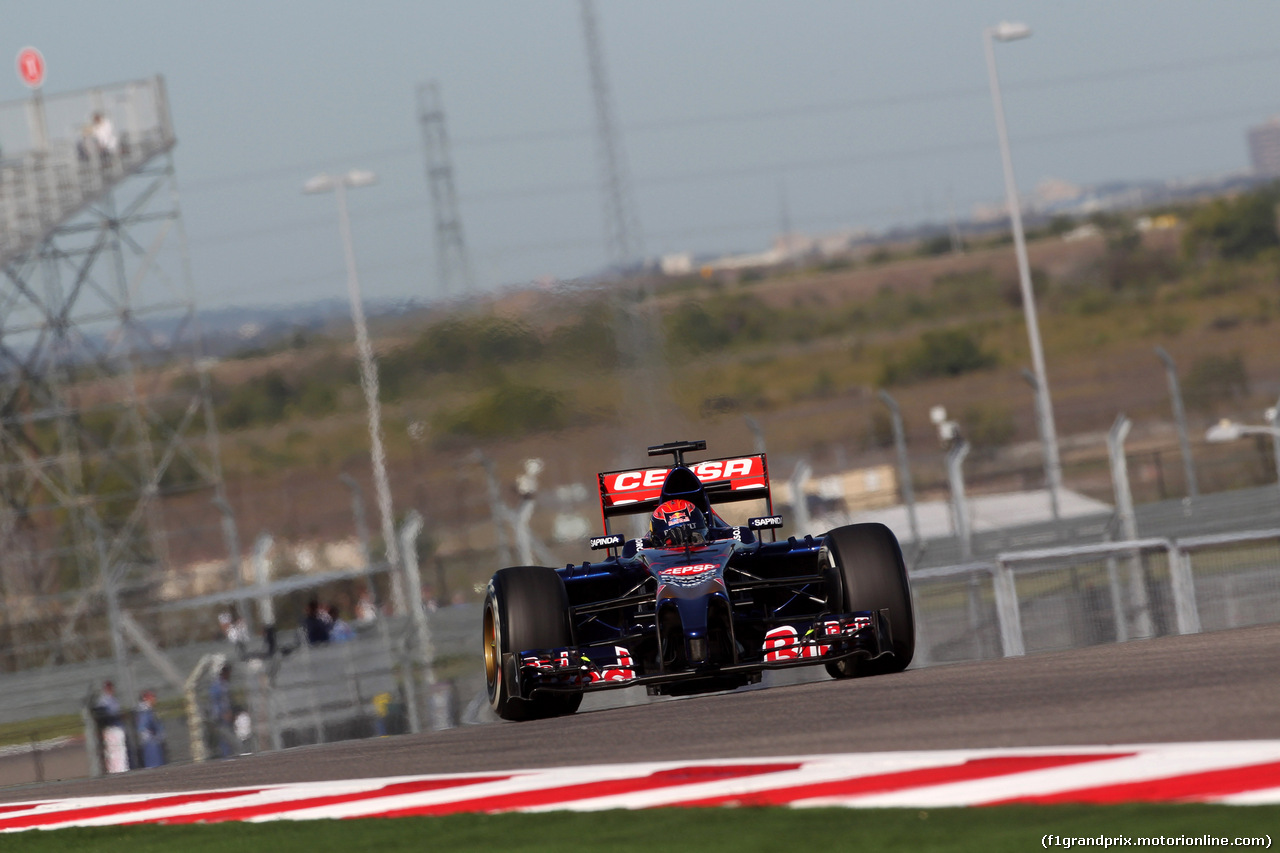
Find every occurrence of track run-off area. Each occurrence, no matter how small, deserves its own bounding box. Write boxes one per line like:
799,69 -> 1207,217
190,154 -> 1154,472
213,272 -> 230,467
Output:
2,623 -> 1277,826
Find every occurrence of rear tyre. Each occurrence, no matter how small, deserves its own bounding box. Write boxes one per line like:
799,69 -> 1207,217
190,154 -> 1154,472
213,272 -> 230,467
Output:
484,566 -> 583,721
820,523 -> 915,679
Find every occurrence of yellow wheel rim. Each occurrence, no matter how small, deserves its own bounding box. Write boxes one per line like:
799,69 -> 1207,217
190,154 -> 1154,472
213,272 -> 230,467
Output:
483,601 -> 498,687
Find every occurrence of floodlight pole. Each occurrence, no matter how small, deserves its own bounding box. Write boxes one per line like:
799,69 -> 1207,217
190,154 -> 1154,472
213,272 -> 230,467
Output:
338,476 -> 400,727
985,23 -> 1063,514
306,172 -> 406,616
1020,369 -> 1061,523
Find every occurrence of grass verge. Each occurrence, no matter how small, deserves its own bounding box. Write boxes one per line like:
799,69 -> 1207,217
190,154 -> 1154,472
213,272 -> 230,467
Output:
3,804 -> 1276,852
0,716 -> 83,749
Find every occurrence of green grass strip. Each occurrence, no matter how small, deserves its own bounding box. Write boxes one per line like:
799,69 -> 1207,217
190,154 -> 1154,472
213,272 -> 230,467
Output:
3,804 -> 1276,852
0,715 -> 83,749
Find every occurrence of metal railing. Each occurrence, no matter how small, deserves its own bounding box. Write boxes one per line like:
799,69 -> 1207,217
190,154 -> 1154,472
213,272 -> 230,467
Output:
0,76 -> 175,265
909,527 -> 1280,663
2,519 -> 1276,785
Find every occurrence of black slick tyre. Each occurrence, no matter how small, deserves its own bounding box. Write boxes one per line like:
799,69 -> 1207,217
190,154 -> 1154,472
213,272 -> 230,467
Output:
820,522 -> 915,679
483,566 -> 583,721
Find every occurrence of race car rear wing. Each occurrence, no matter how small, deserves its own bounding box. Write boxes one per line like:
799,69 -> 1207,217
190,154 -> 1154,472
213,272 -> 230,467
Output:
596,452 -> 772,532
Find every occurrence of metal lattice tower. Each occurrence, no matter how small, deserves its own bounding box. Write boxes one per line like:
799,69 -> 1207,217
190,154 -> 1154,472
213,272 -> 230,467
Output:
0,77 -> 226,681
417,82 -> 474,298
579,0 -> 644,269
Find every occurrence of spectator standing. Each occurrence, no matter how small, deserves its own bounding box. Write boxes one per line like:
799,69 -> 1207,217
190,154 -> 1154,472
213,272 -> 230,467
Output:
135,690 -> 165,768
303,599 -> 330,645
355,589 -> 377,623
94,681 -> 129,774
208,664 -> 237,759
91,112 -> 118,160
328,605 -> 355,642
95,680 -> 121,720
234,709 -> 254,754
218,606 -> 250,649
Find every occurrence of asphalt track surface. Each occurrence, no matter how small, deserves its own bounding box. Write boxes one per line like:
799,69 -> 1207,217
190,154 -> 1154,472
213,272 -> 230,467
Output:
3,623 -> 1277,804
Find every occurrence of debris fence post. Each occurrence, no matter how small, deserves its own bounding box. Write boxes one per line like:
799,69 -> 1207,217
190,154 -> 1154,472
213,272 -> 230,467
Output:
945,440 -> 972,562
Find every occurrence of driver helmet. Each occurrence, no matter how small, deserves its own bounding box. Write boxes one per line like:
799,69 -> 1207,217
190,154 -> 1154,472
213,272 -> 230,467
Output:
651,499 -> 709,547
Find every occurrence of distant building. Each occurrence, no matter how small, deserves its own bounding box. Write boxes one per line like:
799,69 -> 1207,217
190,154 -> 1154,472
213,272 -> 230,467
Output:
1247,117 -> 1280,177
659,252 -> 694,276
1030,177 -> 1084,211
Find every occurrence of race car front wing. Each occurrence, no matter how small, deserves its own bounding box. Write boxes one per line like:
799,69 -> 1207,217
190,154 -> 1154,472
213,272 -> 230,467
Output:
512,608 -> 893,698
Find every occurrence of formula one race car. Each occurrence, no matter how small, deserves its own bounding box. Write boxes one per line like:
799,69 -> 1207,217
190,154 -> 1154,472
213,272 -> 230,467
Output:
482,440 -> 914,721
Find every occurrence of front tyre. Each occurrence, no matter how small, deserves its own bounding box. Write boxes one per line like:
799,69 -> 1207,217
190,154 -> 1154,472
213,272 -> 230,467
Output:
484,566 -> 583,721
821,523 -> 915,679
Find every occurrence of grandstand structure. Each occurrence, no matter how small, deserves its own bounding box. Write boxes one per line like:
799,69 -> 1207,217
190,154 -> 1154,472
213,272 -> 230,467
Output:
0,77 -> 227,690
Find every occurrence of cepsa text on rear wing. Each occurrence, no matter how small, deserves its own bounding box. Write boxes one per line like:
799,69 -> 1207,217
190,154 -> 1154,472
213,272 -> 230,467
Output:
596,453 -> 772,531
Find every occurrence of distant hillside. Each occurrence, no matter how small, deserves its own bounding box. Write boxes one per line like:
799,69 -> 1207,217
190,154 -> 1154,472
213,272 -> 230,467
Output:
142,183 -> 1280,604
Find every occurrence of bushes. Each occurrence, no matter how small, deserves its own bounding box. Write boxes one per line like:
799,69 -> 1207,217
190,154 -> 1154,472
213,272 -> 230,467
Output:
546,311 -> 618,369
931,269 -> 1008,313
1098,246 -> 1179,294
1183,352 -> 1250,412
878,327 -> 998,386
213,307 -> 616,439
217,370 -> 341,430
665,298 -> 751,353
388,315 -> 542,376
1047,229 -> 1179,315
663,296 -> 810,354
381,308 -> 625,396
916,234 -> 954,257
962,404 -> 1016,449
435,380 -> 570,438
1183,182 -> 1280,261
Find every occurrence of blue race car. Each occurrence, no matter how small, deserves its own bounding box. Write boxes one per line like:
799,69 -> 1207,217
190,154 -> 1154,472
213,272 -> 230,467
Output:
482,440 -> 914,721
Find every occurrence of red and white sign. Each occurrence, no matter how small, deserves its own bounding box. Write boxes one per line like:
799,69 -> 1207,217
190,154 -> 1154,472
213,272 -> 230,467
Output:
599,455 -> 768,509
16,47 -> 44,89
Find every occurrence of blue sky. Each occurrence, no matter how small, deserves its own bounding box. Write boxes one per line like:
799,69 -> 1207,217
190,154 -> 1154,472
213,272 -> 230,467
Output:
4,1 -> 1280,311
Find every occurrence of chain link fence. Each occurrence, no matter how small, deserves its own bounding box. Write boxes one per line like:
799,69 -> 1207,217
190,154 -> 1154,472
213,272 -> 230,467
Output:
910,526 -> 1280,666
1,449 -> 1278,787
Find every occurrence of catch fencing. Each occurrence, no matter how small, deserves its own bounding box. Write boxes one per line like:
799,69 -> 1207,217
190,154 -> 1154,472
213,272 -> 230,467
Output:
910,527 -> 1280,665
3,511 -> 1278,785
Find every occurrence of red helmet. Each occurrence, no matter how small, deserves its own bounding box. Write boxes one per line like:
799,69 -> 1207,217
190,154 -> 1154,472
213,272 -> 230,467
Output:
651,499 -> 708,547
